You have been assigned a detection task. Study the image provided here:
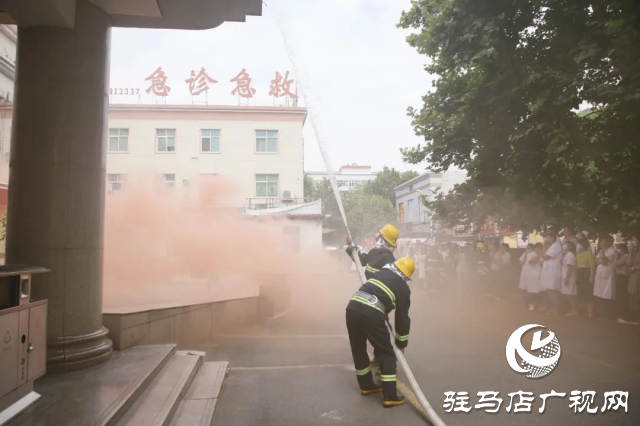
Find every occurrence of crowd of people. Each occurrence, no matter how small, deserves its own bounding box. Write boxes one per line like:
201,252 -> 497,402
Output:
516,229 -> 639,325
341,224 -> 638,409
392,228 -> 639,325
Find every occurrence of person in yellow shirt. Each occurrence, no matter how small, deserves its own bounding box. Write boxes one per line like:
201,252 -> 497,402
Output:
576,238 -> 596,318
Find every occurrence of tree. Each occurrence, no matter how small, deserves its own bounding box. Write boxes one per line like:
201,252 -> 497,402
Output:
345,187 -> 399,241
305,169 -> 411,241
303,173 -> 316,199
307,177 -> 348,236
399,0 -> 640,236
362,167 -> 419,206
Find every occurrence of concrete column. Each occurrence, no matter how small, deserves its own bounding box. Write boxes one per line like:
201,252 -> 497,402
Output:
6,0 -> 112,372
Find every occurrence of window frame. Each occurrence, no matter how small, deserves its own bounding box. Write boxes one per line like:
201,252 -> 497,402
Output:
255,174 -> 279,197
107,173 -> 127,193
255,129 -> 279,154
156,128 -> 177,154
108,128 -> 129,153
200,129 -> 221,154
163,173 -> 176,188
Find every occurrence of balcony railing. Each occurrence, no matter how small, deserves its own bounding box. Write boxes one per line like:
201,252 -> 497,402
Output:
246,197 -> 317,210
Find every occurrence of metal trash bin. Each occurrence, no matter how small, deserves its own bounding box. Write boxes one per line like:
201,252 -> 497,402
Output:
0,265 -> 49,425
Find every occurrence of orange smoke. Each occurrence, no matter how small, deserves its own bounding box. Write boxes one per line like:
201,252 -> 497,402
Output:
103,174 -> 352,312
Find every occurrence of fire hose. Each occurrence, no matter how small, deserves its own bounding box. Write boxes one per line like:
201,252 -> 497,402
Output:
269,2 -> 446,421
324,171 -> 446,425
348,246 -> 447,426
309,139 -> 446,424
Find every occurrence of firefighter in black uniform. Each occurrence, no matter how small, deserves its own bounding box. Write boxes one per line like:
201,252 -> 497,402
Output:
345,257 -> 414,407
345,224 -> 400,369
345,224 -> 399,279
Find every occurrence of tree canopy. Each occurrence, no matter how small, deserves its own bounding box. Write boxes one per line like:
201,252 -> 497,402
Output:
399,0 -> 640,236
305,168 -> 418,240
361,167 -> 419,206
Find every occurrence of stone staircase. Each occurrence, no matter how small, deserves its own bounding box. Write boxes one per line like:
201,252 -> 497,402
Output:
110,348 -> 228,426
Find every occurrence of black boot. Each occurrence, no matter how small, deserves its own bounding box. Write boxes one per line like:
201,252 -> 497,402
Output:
383,390 -> 406,407
358,372 -> 382,396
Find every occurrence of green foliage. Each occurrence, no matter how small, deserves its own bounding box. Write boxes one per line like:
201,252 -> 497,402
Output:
306,168 -> 417,240
346,189 -> 399,240
306,177 -> 347,235
399,0 -> 640,236
361,167 -> 419,206
303,174 -> 316,199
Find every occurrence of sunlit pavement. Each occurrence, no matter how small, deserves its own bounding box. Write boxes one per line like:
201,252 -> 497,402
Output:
197,278 -> 639,426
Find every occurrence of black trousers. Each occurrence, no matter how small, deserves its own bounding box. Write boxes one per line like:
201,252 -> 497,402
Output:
346,309 -> 397,397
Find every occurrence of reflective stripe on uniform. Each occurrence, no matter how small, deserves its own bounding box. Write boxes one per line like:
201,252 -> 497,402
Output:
395,333 -> 409,342
368,279 -> 396,307
351,296 -> 385,314
356,366 -> 371,376
365,265 -> 379,274
380,375 -> 396,382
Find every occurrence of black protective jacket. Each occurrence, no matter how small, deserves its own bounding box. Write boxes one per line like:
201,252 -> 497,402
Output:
346,268 -> 411,348
346,246 -> 396,279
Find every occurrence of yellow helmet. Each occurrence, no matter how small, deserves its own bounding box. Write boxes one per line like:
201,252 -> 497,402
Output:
394,257 -> 415,280
477,241 -> 486,250
379,224 -> 399,247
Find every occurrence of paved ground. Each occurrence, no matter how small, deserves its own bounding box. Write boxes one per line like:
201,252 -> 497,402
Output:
198,275 -> 640,426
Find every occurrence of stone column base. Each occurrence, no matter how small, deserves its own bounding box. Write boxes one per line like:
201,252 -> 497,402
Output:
47,327 -> 113,372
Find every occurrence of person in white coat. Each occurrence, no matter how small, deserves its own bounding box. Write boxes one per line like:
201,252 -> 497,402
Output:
540,233 -> 563,314
519,244 -> 535,291
594,235 -> 616,320
561,241 -> 578,316
520,243 -> 543,311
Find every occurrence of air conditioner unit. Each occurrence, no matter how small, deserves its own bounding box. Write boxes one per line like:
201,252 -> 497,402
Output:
282,190 -> 292,199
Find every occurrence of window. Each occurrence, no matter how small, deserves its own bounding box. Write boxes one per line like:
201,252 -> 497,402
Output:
163,174 -> 176,188
256,130 -> 278,153
108,174 -> 127,193
156,129 -> 176,152
109,129 -> 128,152
256,174 -> 278,197
201,129 -> 220,153
338,180 -> 364,190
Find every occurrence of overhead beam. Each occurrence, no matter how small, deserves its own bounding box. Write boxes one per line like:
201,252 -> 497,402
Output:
0,0 -> 76,28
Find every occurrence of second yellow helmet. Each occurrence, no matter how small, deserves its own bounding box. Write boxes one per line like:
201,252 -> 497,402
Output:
394,257 -> 415,280
379,224 -> 399,247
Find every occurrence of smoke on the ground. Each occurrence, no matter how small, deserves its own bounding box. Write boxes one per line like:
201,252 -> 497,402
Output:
103,174 -> 354,316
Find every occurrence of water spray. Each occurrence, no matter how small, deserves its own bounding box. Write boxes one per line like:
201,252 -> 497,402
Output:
270,3 -> 447,425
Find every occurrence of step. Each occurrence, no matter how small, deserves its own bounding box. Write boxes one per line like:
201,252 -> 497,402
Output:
169,362 -> 229,426
97,344 -> 177,426
10,344 -> 178,426
117,352 -> 202,426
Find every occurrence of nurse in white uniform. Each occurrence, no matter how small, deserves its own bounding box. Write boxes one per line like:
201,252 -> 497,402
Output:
562,241 -> 578,315
540,234 -> 563,313
594,235 -> 616,319
520,243 -> 543,310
